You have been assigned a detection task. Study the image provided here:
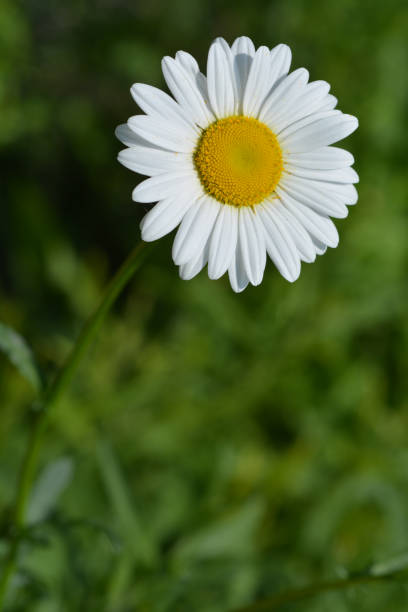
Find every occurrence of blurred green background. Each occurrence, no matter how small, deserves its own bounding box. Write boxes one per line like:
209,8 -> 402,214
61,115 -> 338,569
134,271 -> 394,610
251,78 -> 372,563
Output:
1,0 -> 408,610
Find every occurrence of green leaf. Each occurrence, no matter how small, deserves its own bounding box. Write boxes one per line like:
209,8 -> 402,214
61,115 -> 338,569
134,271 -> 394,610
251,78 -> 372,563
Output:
27,457 -> 74,525
173,498 -> 264,564
0,321 -> 42,392
371,551 -> 408,576
96,438 -> 158,568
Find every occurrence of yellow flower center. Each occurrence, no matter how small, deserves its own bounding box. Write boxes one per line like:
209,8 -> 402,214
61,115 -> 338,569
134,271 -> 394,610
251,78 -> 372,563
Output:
193,116 -> 283,207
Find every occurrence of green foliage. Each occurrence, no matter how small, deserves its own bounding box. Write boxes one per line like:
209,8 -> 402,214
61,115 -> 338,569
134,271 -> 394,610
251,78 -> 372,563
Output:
1,0 -> 408,610
27,458 -> 74,525
0,322 -> 42,392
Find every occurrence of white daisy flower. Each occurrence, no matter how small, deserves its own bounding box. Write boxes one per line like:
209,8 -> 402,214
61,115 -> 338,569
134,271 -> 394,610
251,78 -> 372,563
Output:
116,36 -> 358,292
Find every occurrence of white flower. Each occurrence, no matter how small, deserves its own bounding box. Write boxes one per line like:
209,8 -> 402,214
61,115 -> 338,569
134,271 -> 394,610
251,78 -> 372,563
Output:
116,36 -> 358,292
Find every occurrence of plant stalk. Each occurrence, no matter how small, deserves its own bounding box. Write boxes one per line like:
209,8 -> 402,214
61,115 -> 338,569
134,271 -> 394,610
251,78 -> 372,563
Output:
232,569 -> 405,611
0,241 -> 150,608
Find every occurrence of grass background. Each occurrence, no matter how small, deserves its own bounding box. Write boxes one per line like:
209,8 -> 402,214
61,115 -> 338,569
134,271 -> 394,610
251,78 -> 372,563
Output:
1,0 -> 408,609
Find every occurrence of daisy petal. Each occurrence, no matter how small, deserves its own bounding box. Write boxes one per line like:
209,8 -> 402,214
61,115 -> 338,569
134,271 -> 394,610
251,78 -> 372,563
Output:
162,56 -> 214,127
238,208 -> 266,285
243,46 -> 273,117
280,112 -> 359,153
172,195 -> 220,266
273,201 -> 316,263
277,177 -> 348,219
140,189 -> 199,242
231,36 -> 255,108
179,232 -> 212,280
258,202 -> 301,281
214,38 -> 239,112
130,83 -> 198,133
115,124 -> 161,149
207,40 -> 236,118
285,146 -> 354,169
284,164 -> 359,184
320,182 -> 359,205
273,81 -> 331,134
132,171 -> 199,203
312,237 -> 328,255
118,147 -> 193,176
179,241 -> 210,280
281,194 -> 339,248
270,43 -> 292,83
278,110 -> 340,140
259,68 -> 309,125
128,115 -> 196,153
174,51 -> 200,76
174,51 -> 213,113
231,36 -> 256,56
208,204 -> 238,279
317,94 -> 338,111
228,241 -> 249,293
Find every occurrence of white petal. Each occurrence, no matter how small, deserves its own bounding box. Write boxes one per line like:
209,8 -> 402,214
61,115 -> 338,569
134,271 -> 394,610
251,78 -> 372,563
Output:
284,146 -> 354,169
272,81 -> 331,134
279,110 -> 342,145
312,237 -> 328,255
272,201 -> 316,263
174,51 -> 200,77
317,94 -> 337,111
128,115 -> 196,153
280,112 -> 359,153
132,171 -> 199,203
242,46 -> 273,118
179,242 -> 209,280
214,38 -> 239,112
172,195 -> 220,265
320,182 -> 358,205
118,147 -> 193,176
277,177 -> 348,219
228,240 -> 249,293
278,110 -> 340,141
162,56 -> 214,128
115,124 -> 159,148
257,202 -> 301,282
130,83 -> 199,133
207,40 -> 236,118
231,35 -> 255,56
231,36 -> 255,109
174,51 -> 214,114
140,189 -> 199,241
259,68 -> 309,125
238,207 -> 266,285
281,193 -> 339,248
208,204 -> 238,279
283,164 -> 359,184
270,43 -> 292,83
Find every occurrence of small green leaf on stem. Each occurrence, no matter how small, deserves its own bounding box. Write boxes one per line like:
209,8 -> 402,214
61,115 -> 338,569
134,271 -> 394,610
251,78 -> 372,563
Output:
27,457 -> 74,525
0,321 -> 42,392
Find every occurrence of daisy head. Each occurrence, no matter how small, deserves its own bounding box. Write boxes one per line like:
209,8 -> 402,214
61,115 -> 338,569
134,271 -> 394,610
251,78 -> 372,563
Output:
116,37 -> 358,292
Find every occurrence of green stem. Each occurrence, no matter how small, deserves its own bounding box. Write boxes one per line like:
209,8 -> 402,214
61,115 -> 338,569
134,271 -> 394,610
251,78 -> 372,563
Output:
233,570 -> 403,612
0,241 -> 150,608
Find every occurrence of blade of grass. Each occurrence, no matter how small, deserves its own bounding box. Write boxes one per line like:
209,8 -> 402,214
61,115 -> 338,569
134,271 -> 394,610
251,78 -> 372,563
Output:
232,560 -> 408,611
96,438 -> 157,568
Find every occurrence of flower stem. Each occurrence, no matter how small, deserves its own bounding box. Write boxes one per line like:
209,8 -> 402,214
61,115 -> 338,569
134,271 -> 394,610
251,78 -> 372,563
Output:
0,241 -> 150,608
232,569 -> 405,612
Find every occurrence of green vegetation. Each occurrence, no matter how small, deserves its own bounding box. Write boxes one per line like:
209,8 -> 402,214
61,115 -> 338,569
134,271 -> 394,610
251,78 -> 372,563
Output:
1,0 -> 408,610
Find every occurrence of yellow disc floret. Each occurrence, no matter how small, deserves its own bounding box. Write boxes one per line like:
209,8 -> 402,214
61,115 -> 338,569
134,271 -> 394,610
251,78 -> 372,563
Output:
194,116 -> 283,207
